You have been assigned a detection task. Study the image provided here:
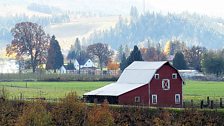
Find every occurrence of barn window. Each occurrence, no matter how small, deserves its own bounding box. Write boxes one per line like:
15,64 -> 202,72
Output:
172,73 -> 177,79
152,94 -> 157,104
154,74 -> 159,79
175,94 -> 180,104
134,96 -> 141,103
162,79 -> 170,90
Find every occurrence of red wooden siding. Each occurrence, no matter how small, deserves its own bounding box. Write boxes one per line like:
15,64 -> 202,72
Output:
149,63 -> 182,107
118,84 -> 149,105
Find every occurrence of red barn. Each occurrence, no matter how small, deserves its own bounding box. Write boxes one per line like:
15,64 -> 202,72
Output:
84,61 -> 183,107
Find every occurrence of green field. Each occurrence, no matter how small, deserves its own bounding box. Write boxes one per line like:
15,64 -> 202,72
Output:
0,80 -> 224,102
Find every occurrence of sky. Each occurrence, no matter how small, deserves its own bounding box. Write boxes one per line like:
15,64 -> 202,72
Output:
1,0 -> 224,17
146,0 -> 224,17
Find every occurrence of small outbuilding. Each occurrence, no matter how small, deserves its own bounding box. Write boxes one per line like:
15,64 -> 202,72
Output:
84,61 -> 183,108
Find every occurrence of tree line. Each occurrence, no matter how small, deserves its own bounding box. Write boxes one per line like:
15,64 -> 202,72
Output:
6,21 -> 224,77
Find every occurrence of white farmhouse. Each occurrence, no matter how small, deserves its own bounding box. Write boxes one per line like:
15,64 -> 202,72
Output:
73,59 -> 95,70
59,66 -> 67,74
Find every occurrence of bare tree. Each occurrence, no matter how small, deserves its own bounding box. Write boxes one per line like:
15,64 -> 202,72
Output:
87,43 -> 113,71
6,22 -> 50,73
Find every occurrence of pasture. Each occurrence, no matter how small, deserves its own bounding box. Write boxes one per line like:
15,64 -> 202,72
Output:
0,80 -> 224,102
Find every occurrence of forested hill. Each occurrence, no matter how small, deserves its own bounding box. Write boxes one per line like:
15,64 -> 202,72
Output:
87,10 -> 224,49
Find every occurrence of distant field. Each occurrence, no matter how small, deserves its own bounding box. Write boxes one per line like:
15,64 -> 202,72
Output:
0,80 -> 224,102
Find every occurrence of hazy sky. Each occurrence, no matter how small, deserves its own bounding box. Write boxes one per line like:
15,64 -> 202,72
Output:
1,0 -> 224,17
146,0 -> 224,17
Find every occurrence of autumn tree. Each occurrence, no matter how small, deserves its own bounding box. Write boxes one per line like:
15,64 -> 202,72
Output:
107,59 -> 119,70
6,22 -> 50,73
46,35 -> 64,73
173,52 -> 187,70
87,43 -> 113,70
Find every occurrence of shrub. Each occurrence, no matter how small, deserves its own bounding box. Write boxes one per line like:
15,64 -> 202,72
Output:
51,92 -> 86,126
16,100 -> 52,126
87,101 -> 114,126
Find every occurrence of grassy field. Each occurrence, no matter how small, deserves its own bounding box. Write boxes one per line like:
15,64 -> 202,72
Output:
0,80 -> 224,102
0,81 -> 110,99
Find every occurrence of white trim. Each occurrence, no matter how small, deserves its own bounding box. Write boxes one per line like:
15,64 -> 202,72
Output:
152,94 -> 157,104
172,73 -> 177,79
175,94 -> 180,104
154,74 -> 159,79
134,96 -> 141,103
162,79 -> 170,90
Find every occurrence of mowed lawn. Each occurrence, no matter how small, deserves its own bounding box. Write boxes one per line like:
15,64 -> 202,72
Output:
0,80 -> 224,101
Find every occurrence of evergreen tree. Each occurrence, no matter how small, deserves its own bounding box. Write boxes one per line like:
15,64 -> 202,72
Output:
173,52 -> 187,70
74,38 -> 81,54
118,45 -> 124,62
126,45 -> 143,67
67,38 -> 81,60
120,53 -> 127,71
46,35 -> 64,72
124,44 -> 130,58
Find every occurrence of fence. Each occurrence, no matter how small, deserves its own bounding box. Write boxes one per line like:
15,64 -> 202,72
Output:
183,96 -> 224,109
0,72 -> 120,81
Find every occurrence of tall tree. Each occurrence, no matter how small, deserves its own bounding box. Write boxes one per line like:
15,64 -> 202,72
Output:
118,45 -> 124,62
67,37 -> 81,60
6,22 -> 50,73
126,45 -> 143,66
74,38 -> 81,54
184,46 -> 207,71
120,53 -> 127,71
130,6 -> 139,22
46,35 -> 64,72
173,52 -> 187,70
202,51 -> 224,77
87,43 -> 113,70
124,45 -> 130,58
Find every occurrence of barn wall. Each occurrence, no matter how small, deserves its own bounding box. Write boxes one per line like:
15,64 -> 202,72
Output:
118,84 -> 149,105
150,64 -> 182,107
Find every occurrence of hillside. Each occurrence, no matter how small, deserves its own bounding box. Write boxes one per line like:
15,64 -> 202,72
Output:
87,12 -> 224,49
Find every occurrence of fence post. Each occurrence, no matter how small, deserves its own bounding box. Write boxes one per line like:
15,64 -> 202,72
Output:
207,96 -> 210,106
200,100 -> 203,109
210,100 -> 214,109
191,99 -> 193,108
220,98 -> 223,108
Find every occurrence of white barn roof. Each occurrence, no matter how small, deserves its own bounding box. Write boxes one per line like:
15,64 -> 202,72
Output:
84,61 -> 168,96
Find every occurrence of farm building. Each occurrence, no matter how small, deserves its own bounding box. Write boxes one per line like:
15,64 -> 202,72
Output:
84,61 -> 183,107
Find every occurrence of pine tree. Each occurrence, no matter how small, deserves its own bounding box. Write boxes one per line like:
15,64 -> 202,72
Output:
120,53 -> 127,71
173,52 -> 187,70
67,38 -> 81,60
46,35 -> 64,73
118,45 -> 124,62
126,45 -> 143,67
